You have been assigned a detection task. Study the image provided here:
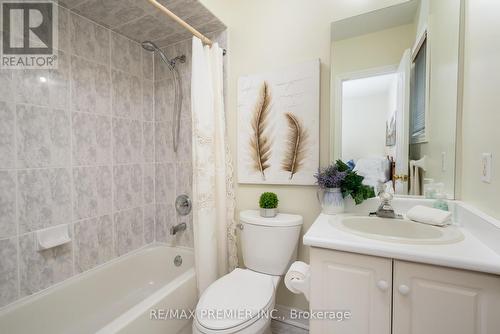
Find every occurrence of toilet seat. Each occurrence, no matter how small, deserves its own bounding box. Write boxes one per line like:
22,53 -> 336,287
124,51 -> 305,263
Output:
194,269 -> 276,333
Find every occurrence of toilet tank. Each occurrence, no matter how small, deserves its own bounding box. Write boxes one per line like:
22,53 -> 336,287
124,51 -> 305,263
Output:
239,210 -> 303,276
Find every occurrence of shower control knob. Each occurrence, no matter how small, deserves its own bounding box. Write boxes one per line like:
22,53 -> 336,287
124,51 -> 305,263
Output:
175,194 -> 192,216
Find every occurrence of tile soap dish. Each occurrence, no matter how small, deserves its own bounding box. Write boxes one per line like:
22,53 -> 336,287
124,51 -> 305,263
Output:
36,224 -> 71,251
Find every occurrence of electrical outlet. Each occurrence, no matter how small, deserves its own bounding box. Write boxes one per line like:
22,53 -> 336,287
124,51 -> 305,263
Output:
481,153 -> 492,183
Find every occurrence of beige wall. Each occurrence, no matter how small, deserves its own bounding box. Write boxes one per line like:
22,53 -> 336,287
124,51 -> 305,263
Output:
200,0 -> 409,311
461,0 -> 500,220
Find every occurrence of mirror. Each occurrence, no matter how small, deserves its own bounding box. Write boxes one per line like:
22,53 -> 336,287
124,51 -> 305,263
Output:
330,0 -> 461,198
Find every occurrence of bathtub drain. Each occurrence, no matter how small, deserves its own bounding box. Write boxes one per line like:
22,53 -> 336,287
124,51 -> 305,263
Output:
174,255 -> 183,267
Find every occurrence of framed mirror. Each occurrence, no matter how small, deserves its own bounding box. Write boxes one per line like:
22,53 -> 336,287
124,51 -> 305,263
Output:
330,0 -> 462,199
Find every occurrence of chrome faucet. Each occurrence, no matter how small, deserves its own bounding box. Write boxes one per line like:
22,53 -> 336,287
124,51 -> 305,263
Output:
170,222 -> 187,235
372,182 -> 402,219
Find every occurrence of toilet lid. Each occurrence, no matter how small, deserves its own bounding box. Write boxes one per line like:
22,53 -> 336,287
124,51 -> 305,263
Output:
196,269 -> 275,331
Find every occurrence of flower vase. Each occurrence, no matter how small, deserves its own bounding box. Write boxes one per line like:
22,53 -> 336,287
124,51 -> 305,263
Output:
317,188 -> 344,214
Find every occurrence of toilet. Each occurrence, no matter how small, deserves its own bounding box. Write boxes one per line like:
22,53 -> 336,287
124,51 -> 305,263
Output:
192,210 -> 303,334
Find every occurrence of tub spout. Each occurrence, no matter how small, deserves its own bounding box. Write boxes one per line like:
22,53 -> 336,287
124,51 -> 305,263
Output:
170,222 -> 186,235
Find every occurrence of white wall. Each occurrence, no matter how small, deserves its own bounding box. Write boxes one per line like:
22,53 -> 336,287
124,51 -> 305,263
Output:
461,0 -> 500,220
342,93 -> 389,161
200,0 -> 410,311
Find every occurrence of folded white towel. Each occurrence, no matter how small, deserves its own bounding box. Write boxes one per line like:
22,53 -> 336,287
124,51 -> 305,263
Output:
406,205 -> 452,226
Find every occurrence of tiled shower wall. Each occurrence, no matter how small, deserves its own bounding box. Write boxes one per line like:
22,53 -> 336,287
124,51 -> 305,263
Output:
153,30 -> 227,249
0,5 -> 188,309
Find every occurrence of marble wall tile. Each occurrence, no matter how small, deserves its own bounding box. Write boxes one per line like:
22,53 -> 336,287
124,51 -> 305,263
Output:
114,207 -> 144,256
113,14 -> 179,44
142,50 -> 154,79
58,6 -> 71,53
144,204 -> 155,244
111,70 -> 142,120
72,113 -> 111,166
143,122 -> 154,163
58,0 -> 88,11
49,50 -> 70,110
176,116 -> 192,163
71,56 -> 111,115
155,204 -> 174,244
112,118 -> 142,164
175,162 -> 192,198
0,237 -> 18,307
19,231 -> 73,297
16,105 -> 70,168
0,171 -> 17,239
0,101 -> 16,169
18,168 -> 72,234
113,164 -> 142,211
143,164 -> 154,204
73,166 -> 111,220
154,79 -> 174,122
74,215 -> 114,273
154,55 -> 173,82
69,12 -> 110,65
155,163 -> 175,205
73,0 -> 153,29
15,69 -> 50,107
111,33 -> 142,78
0,69 -> 15,103
155,122 -> 174,163
142,79 -> 154,121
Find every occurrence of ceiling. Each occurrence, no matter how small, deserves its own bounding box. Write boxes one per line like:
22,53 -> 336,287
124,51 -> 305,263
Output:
342,73 -> 397,99
59,0 -> 226,47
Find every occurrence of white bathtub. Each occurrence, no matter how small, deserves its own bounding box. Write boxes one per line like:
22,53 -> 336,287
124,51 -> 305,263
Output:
0,244 -> 197,334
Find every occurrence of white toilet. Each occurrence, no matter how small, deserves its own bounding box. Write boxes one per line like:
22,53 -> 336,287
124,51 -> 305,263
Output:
192,210 -> 303,334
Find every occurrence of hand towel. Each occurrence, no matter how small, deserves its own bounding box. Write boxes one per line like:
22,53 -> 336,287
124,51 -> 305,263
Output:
406,205 -> 452,226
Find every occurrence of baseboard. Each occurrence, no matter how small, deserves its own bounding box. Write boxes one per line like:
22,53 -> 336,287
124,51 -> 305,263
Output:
274,304 -> 309,330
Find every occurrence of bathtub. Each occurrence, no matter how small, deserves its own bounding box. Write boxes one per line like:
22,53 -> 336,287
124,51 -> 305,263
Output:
0,244 -> 197,334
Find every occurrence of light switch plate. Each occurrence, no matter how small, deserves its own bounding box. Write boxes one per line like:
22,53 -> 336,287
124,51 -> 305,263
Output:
481,153 -> 492,183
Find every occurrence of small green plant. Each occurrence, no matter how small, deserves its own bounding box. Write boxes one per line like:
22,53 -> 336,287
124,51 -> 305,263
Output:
259,192 -> 279,209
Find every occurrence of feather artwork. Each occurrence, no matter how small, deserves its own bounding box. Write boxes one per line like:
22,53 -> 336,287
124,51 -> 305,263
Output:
282,112 -> 308,179
249,81 -> 272,180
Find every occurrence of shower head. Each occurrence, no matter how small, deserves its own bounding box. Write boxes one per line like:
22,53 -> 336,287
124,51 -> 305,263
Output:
141,41 -> 157,52
141,40 -> 185,69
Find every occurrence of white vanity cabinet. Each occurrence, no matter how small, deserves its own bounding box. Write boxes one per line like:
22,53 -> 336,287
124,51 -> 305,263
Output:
309,248 -> 500,334
309,248 -> 392,334
393,261 -> 500,334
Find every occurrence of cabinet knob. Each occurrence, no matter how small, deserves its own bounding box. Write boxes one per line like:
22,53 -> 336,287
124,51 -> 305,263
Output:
398,284 -> 410,295
377,280 -> 389,291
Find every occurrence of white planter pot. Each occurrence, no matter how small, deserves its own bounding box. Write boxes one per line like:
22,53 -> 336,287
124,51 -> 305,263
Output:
317,188 -> 345,214
260,208 -> 278,218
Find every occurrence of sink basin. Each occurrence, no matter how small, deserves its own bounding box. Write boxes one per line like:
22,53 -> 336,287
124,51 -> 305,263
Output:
333,216 -> 464,244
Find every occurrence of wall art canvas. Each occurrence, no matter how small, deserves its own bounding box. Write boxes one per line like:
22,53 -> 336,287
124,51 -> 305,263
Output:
386,114 -> 396,147
237,59 -> 320,185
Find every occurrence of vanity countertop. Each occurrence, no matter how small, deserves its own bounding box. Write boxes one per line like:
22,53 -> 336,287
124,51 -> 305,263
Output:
304,208 -> 500,275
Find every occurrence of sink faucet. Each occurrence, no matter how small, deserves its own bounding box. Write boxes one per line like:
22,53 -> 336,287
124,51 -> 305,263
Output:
372,182 -> 401,219
170,222 -> 187,235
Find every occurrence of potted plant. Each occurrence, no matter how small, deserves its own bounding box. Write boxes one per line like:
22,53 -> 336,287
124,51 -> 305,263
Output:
314,160 -> 375,214
259,192 -> 279,218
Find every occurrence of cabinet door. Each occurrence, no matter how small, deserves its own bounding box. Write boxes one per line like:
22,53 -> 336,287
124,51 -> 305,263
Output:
393,261 -> 500,334
309,248 -> 392,334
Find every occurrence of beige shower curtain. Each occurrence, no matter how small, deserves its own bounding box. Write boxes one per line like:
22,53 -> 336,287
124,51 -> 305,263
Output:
191,37 -> 237,295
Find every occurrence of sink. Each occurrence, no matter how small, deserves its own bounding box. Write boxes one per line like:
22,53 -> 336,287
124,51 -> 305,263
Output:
333,216 -> 464,244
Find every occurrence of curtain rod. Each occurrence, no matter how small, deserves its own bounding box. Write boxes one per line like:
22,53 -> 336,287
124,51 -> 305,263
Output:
146,0 -> 227,55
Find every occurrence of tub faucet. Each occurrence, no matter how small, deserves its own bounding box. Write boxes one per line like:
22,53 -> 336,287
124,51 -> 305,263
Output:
170,222 -> 187,235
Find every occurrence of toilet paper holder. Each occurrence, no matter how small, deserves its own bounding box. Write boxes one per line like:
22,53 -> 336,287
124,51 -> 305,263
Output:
285,261 -> 311,301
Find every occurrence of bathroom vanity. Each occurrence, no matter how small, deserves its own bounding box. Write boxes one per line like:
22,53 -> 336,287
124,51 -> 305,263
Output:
304,200 -> 500,334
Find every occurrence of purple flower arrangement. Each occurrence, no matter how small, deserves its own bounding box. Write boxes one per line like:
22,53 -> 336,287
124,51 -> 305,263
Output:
314,164 -> 347,189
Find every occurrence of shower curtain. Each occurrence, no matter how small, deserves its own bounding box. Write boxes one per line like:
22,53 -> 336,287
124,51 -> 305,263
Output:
191,37 -> 237,295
